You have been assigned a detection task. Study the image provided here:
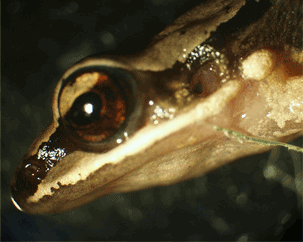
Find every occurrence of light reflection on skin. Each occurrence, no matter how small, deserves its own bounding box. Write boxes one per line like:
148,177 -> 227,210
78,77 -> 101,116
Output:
10,0 -> 303,216
5,0 -> 302,240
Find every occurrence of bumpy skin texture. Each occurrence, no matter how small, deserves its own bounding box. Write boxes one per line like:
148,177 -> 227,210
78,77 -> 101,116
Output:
3,0 -> 302,241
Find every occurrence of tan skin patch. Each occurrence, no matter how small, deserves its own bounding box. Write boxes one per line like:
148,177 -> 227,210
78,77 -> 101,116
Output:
10,0 -> 302,215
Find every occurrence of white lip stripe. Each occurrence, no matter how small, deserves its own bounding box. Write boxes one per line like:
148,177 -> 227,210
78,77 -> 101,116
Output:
27,81 -> 240,203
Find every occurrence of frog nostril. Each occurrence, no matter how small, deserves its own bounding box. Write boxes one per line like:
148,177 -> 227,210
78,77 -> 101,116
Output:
24,163 -> 44,179
11,156 -> 47,200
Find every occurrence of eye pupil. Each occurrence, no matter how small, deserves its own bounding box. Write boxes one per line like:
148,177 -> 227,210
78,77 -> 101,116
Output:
68,92 -> 102,126
59,67 -> 139,145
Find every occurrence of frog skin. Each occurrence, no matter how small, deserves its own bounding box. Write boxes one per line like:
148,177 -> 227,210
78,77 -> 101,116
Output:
10,0 -> 303,214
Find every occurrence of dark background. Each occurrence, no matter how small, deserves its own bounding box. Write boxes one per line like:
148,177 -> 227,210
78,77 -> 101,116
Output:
2,0 -> 302,240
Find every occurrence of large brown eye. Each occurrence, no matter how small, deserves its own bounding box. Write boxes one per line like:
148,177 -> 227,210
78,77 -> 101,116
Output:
59,67 -> 138,145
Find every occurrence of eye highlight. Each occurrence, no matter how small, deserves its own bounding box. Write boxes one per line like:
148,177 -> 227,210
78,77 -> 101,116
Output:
58,67 -> 138,145
68,92 -> 104,126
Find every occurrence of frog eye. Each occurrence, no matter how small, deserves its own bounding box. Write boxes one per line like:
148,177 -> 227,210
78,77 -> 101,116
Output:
58,66 -> 140,147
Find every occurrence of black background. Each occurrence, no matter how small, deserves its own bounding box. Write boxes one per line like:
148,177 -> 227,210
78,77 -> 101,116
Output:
2,0 -> 302,240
